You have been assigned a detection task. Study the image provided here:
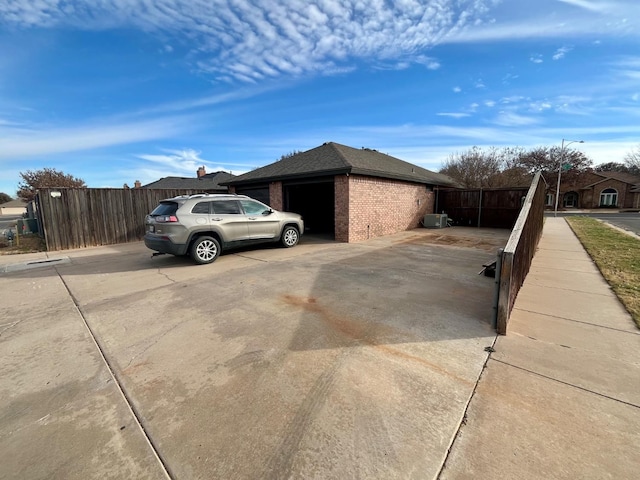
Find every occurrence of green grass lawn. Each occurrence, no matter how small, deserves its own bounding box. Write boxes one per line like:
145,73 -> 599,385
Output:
566,217 -> 640,328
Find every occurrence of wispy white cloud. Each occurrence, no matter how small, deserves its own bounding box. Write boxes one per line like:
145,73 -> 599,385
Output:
0,115 -> 194,159
128,148 -> 250,184
530,55 -> 543,64
0,0 -> 492,82
553,46 -> 573,60
436,112 -> 471,119
492,111 -> 540,127
453,86 -> 462,93
557,0 -> 612,13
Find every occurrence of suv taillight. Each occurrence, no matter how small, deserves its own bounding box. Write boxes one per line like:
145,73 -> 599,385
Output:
156,215 -> 179,223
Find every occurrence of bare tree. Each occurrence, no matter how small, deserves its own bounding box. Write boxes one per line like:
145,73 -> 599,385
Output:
17,168 -> 86,202
623,145 -> 640,174
278,150 -> 302,161
440,146 -> 531,188
440,147 -> 503,188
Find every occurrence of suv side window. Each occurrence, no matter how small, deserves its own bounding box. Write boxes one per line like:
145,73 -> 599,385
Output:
240,200 -> 270,215
212,200 -> 242,214
191,202 -> 210,214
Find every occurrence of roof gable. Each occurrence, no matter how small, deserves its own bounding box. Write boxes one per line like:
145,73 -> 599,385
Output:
226,142 -> 457,187
0,199 -> 26,208
144,171 -> 235,191
581,171 -> 640,189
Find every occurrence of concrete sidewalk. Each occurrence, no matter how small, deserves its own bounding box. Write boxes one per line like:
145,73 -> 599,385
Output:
440,217 -> 640,479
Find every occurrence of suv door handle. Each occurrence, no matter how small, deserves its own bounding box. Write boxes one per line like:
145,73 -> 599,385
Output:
211,217 -> 223,221
248,217 -> 257,220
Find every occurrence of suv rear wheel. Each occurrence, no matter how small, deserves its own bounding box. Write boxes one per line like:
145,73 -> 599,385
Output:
281,226 -> 299,248
190,236 -> 220,264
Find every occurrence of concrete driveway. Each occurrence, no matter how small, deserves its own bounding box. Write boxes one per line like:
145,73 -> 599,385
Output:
1,228 -> 508,479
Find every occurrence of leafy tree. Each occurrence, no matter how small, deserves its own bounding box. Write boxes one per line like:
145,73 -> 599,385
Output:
17,168 -> 86,202
594,162 -> 631,173
515,146 -> 592,175
0,192 -> 13,204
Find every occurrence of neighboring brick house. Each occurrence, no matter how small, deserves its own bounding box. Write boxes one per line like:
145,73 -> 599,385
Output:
549,171 -> 640,210
141,168 -> 235,193
223,142 -> 457,242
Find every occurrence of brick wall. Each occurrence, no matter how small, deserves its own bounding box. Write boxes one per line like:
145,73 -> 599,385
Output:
269,181 -> 283,210
344,175 -> 434,242
334,175 -> 349,242
591,179 -> 631,208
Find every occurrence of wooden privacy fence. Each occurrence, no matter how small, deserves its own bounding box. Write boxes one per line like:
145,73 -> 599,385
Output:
496,173 -> 546,334
36,188 -> 208,251
437,187 -> 530,229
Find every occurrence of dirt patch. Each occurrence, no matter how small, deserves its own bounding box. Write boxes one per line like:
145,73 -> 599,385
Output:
0,235 -> 47,255
401,233 -> 505,251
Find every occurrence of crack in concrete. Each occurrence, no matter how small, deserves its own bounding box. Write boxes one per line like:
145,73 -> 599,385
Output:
157,269 -> 177,283
124,320 -> 188,371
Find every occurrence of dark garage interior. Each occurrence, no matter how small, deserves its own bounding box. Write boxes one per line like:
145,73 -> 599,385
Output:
284,180 -> 335,235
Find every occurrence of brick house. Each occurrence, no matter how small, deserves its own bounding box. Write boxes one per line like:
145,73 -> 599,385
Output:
141,168 -> 235,193
223,142 -> 457,242
548,171 -> 640,210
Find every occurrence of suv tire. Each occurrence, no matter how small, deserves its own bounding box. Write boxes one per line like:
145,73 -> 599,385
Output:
281,226 -> 299,248
190,236 -> 221,264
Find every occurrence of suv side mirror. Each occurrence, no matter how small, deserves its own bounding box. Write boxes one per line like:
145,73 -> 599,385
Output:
262,209 -> 274,215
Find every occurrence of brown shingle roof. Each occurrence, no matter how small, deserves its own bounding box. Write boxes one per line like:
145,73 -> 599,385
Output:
224,142 -> 457,187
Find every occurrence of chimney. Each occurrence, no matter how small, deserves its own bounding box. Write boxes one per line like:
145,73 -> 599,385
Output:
134,180 -> 141,188
197,166 -> 206,178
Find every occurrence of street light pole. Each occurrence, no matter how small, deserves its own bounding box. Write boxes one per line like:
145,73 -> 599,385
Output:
554,139 -> 584,217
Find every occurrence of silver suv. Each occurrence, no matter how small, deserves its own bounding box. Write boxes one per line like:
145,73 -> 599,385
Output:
144,194 -> 304,264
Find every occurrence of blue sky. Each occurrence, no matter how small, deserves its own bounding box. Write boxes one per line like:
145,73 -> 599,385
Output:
1,0 -> 639,197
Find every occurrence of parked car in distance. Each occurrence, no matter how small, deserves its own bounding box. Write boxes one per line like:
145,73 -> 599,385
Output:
144,194 -> 304,264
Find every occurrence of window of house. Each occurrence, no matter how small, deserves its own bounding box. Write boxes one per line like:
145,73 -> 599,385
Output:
600,188 -> 618,207
563,192 -> 578,208
545,193 -> 554,206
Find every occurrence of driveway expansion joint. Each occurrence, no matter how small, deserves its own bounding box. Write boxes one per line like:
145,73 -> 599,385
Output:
489,358 -> 640,410
54,266 -> 175,480
513,308 -> 640,335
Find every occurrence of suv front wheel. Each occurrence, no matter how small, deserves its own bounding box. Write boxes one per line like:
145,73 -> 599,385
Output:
190,236 -> 221,264
281,226 -> 299,248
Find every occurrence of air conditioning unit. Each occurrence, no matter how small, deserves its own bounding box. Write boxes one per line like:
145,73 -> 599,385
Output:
423,214 -> 448,229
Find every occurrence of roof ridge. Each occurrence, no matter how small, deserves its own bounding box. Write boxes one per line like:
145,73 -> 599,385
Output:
326,142 -> 353,169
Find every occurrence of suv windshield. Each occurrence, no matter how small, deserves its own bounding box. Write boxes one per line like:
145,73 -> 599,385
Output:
150,202 -> 179,216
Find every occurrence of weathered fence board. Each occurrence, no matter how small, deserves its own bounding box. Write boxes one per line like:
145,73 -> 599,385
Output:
496,173 -> 546,334
36,188 -> 212,251
437,187 -> 529,229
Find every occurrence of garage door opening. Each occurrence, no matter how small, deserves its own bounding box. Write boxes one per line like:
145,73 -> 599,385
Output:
285,180 -> 335,237
235,185 -> 270,205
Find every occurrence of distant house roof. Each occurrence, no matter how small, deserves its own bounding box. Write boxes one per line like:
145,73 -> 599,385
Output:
581,171 -> 640,189
224,142 -> 458,187
0,199 -> 27,208
143,171 -> 236,192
